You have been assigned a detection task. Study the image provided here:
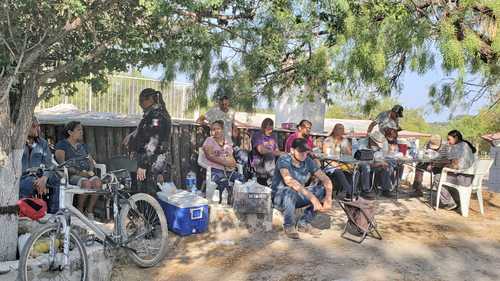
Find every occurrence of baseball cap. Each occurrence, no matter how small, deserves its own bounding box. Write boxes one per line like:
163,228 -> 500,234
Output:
391,105 -> 404,117
291,138 -> 310,153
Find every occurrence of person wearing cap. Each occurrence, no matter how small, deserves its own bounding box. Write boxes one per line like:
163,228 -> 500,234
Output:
284,119 -> 314,153
272,138 -> 333,239
358,131 -> 395,197
20,116 -> 61,214
412,134 -> 447,196
367,105 -> 404,134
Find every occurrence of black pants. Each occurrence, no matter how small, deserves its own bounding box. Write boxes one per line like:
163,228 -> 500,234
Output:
327,169 -> 353,195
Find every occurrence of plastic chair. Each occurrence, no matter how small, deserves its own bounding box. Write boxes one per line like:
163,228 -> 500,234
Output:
436,159 -> 493,217
197,148 -> 217,201
63,163 -> 109,219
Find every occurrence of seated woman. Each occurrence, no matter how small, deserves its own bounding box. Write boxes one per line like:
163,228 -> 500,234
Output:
438,130 -> 476,210
322,123 -> 354,200
55,121 -> 102,219
251,118 -> 283,186
202,120 -> 245,204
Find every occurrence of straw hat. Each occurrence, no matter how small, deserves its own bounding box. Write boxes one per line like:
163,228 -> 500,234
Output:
428,134 -> 442,150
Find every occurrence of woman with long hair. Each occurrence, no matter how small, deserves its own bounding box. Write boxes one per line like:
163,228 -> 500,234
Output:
251,118 -> 283,185
322,123 -> 356,200
124,88 -> 172,195
438,129 -> 477,210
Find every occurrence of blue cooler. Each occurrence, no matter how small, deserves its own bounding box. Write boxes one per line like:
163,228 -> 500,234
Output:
157,191 -> 209,236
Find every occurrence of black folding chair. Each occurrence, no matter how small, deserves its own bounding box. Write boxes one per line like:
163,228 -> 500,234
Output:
337,198 -> 382,243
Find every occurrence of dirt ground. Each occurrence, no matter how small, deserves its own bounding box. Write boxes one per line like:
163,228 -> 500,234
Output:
111,189 -> 500,281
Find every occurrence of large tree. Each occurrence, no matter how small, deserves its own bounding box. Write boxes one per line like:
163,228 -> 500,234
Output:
167,0 -> 498,111
0,0 -> 256,261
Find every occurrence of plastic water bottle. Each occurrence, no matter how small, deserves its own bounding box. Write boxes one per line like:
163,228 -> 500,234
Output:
186,171 -> 197,193
409,141 -> 417,159
352,138 -> 359,156
221,189 -> 228,205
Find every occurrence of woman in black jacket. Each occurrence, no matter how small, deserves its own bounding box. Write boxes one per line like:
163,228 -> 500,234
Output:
124,88 -> 172,195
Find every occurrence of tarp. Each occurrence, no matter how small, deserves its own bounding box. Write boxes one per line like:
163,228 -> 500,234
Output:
481,132 -> 500,142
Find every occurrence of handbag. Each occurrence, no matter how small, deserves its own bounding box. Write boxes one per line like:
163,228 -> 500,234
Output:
354,149 -> 374,161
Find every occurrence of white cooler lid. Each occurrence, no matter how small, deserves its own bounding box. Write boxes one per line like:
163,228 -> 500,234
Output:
166,190 -> 209,208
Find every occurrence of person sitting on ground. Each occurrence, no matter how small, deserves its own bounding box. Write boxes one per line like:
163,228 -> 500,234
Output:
20,116 -> 60,214
367,105 -> 404,134
322,123 -> 356,200
272,138 -> 333,239
359,131 -> 395,198
412,134 -> 447,197
251,118 -> 283,186
437,130 -> 477,210
202,120 -> 245,204
284,119 -> 314,152
55,121 -> 102,219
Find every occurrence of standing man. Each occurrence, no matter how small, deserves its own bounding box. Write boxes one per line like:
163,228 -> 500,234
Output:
198,95 -> 248,145
367,105 -> 404,134
284,120 -> 314,153
272,138 -> 333,239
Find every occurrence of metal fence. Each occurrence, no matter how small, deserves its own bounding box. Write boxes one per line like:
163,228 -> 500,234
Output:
37,75 -> 194,118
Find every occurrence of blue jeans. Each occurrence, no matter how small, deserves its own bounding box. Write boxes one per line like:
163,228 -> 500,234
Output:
273,185 -> 326,228
20,172 -> 60,214
211,168 -> 245,203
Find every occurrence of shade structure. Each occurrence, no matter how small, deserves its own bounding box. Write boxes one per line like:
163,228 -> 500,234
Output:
481,132 -> 500,142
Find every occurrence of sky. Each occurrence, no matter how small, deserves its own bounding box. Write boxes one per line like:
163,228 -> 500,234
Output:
142,64 -> 488,123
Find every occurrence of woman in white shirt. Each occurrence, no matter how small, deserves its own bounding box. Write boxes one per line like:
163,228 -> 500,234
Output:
322,124 -> 354,200
438,130 -> 476,210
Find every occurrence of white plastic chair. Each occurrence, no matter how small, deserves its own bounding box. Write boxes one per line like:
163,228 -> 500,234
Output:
197,148 -> 217,202
436,159 -> 493,217
63,163 -> 109,219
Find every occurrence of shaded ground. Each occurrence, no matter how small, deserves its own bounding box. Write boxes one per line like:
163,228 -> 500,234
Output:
112,189 -> 500,281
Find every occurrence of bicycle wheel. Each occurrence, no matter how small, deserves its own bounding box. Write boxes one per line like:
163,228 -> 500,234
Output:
119,193 -> 168,267
19,223 -> 88,281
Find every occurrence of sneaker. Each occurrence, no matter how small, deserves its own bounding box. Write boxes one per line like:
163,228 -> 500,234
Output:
444,203 -> 458,210
284,226 -> 300,239
297,223 -> 322,237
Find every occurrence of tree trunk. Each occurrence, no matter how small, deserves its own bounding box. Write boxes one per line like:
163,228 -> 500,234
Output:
0,75 -> 39,261
0,150 -> 22,261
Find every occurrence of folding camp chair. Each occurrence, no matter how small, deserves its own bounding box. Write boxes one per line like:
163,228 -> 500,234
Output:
337,198 -> 382,243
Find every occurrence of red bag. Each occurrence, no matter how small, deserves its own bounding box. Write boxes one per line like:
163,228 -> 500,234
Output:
18,198 -> 47,220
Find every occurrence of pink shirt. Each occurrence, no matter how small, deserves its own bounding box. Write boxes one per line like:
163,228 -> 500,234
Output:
284,132 -> 314,152
202,137 -> 234,170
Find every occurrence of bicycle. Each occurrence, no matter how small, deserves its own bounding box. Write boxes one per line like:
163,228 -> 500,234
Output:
18,157 -> 169,281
